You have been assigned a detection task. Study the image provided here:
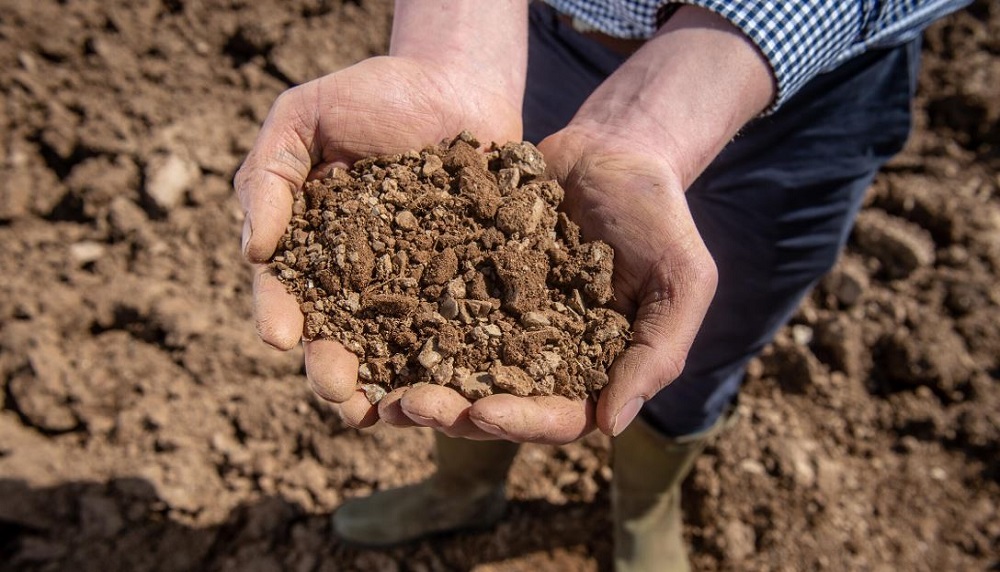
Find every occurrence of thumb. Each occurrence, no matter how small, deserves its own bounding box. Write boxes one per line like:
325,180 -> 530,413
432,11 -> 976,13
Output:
233,86 -> 319,263
598,258 -> 718,436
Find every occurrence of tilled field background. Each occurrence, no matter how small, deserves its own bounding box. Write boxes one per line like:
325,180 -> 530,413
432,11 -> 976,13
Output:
0,1 -> 997,570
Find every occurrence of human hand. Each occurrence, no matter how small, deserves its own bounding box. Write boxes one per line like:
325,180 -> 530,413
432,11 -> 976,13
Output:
234,55 -> 522,431
464,125 -> 718,440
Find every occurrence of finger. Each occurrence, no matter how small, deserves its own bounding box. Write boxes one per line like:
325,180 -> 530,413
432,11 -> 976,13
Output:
304,339 -> 359,403
598,251 -> 718,436
377,387 -> 418,427
441,416 -> 500,441
234,89 -> 317,263
252,264 -> 303,350
338,391 -> 379,429
400,385 -> 495,440
469,394 -> 595,445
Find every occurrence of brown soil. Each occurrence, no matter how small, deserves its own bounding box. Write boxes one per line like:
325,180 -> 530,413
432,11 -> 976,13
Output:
272,135 -> 626,402
0,1 -> 997,571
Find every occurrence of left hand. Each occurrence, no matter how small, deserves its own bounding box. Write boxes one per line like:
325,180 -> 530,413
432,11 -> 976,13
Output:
464,124 -> 719,441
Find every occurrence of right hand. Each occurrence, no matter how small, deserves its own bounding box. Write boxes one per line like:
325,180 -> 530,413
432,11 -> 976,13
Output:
234,56 -> 521,431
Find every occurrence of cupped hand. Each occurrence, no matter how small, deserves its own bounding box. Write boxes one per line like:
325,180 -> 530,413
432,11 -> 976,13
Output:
237,60 -> 717,443
468,124 -> 719,440
235,56 -> 521,432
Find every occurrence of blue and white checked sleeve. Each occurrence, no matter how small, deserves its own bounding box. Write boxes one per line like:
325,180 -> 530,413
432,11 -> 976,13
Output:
545,0 -> 972,109
664,0 -> 971,108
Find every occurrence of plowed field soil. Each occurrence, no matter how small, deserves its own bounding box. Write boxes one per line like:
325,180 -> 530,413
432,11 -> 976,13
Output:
1,1 -> 997,570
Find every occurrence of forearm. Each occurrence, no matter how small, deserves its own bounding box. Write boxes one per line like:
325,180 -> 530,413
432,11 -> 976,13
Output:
568,6 -> 775,189
391,1 -> 529,112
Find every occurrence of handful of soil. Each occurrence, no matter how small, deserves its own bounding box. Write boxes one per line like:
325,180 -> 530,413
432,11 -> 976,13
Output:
270,132 -> 630,403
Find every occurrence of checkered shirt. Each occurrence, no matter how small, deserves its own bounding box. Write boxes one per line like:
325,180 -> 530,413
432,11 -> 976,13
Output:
545,0 -> 972,108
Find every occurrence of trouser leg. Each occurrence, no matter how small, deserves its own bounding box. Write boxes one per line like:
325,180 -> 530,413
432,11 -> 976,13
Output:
642,39 -> 919,436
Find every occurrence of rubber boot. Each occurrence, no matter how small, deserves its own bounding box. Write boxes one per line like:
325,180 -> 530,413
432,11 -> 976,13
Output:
613,414 -> 730,572
333,433 -> 520,547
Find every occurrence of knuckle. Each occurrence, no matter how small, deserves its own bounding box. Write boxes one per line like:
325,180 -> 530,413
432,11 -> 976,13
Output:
253,318 -> 275,343
307,375 -> 334,401
657,352 -> 687,387
272,87 -> 299,115
691,251 -> 719,291
254,315 -> 294,350
233,156 -> 253,193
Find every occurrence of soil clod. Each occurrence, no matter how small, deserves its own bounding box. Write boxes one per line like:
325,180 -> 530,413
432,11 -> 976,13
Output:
271,134 -> 630,401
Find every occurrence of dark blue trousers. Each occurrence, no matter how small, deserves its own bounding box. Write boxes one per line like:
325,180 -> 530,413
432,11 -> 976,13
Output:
524,3 -> 919,436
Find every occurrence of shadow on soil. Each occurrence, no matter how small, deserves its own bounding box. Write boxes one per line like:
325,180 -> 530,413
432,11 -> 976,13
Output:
0,477 -> 612,571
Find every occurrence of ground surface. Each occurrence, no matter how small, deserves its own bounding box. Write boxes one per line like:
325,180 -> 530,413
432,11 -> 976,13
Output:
0,1 -> 997,571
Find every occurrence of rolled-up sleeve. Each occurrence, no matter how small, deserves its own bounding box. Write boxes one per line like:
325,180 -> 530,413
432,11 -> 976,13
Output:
664,0 -> 972,110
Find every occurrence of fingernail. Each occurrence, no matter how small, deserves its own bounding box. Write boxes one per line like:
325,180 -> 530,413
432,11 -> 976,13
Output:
611,397 -> 645,436
241,214 -> 253,258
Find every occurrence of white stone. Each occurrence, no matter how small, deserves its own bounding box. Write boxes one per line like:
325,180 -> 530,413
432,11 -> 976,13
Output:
145,153 -> 199,210
69,241 -> 105,264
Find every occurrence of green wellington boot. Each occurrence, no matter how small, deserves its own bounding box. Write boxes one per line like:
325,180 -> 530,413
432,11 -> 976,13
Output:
613,414 -> 731,572
333,432 -> 520,547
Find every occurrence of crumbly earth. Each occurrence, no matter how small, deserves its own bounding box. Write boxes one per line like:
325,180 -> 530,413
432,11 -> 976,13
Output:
271,135 -> 628,402
0,1 -> 997,571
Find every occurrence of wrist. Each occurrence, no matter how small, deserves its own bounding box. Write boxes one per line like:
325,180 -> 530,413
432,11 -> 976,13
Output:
541,122 -> 688,207
390,0 -> 528,121
568,6 -> 775,188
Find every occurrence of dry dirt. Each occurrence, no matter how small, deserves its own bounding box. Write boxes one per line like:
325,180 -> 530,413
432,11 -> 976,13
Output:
0,1 -> 997,571
272,136 -> 626,402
